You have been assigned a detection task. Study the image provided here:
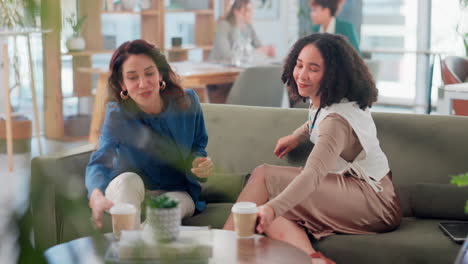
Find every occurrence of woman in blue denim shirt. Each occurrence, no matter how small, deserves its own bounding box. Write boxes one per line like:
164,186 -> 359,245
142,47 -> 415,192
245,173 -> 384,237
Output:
86,39 -> 213,229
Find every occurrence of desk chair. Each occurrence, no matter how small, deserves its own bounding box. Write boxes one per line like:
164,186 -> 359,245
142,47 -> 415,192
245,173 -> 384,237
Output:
440,56 -> 468,116
226,65 -> 284,107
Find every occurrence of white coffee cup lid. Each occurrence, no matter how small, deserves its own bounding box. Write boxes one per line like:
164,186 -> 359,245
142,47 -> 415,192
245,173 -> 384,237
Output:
109,203 -> 136,215
231,202 -> 258,214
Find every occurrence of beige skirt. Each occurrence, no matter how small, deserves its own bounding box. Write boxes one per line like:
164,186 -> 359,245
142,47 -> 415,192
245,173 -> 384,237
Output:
263,164 -> 402,240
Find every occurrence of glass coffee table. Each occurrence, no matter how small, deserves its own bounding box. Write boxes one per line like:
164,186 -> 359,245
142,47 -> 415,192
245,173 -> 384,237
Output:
45,229 -> 311,263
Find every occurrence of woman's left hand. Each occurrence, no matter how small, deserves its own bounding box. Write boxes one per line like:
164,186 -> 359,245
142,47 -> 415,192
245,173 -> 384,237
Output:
191,157 -> 213,178
256,204 -> 275,234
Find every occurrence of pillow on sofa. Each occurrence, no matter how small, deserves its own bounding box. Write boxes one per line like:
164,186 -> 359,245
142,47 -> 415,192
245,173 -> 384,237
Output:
410,183 -> 468,221
199,172 -> 249,203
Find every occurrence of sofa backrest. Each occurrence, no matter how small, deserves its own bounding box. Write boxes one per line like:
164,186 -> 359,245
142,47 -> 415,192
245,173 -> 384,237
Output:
373,112 -> 468,216
202,104 -> 468,216
202,104 -> 307,173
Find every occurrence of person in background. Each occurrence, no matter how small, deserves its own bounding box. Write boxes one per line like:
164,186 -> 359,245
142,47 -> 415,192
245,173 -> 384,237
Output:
207,0 -> 275,103
223,33 -> 401,264
210,0 -> 275,64
336,0 -> 363,40
309,0 -> 360,52
86,39 -> 213,229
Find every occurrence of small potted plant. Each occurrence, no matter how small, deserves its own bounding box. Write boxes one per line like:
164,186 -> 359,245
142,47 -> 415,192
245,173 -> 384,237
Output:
143,194 -> 181,242
451,172 -> 468,214
65,13 -> 87,52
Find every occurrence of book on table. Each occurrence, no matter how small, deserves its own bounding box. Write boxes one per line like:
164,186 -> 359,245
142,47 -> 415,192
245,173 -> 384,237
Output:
105,226 -> 213,261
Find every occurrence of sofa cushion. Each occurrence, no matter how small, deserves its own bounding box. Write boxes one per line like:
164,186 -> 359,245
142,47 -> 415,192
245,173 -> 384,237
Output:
199,172 -> 248,203
394,184 -> 414,217
410,183 -> 468,221
314,217 -> 462,264
182,203 -> 233,229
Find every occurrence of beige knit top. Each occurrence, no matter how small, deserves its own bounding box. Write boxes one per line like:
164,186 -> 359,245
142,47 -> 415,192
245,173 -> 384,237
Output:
266,113 -> 365,217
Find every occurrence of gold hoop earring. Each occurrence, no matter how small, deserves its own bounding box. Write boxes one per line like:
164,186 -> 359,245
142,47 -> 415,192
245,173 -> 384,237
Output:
120,90 -> 129,100
160,80 -> 166,91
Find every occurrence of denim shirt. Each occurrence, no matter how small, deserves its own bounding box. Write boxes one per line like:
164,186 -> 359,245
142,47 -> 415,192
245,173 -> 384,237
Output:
85,89 -> 208,212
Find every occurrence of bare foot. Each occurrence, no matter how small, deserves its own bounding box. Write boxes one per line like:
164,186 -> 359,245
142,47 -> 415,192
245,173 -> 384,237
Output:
311,258 -> 327,264
310,252 -> 335,264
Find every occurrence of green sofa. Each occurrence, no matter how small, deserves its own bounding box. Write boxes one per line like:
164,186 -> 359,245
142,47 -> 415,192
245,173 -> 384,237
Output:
31,104 -> 468,263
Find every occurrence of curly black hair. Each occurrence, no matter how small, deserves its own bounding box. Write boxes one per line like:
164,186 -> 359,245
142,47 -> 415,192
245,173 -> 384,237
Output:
282,33 -> 378,110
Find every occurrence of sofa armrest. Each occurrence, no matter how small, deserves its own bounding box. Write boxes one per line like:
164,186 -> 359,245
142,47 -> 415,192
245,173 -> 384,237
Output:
30,143 -> 250,248
30,144 -> 96,249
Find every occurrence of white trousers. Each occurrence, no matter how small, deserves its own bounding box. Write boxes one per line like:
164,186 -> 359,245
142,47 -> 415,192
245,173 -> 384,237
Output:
105,172 -> 195,229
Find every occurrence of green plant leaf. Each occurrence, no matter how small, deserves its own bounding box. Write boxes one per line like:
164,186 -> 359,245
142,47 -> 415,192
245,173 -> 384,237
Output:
145,194 -> 179,209
450,172 -> 468,215
64,13 -> 87,36
450,172 -> 468,187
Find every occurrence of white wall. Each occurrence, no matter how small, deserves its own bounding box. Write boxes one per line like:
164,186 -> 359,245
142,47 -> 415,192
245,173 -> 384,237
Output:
251,0 -> 298,60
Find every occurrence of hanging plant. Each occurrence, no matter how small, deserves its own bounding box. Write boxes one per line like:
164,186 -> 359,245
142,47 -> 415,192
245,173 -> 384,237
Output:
0,0 -> 39,29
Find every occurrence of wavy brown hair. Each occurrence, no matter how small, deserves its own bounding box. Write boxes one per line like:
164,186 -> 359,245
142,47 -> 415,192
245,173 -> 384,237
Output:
108,39 -> 189,109
282,33 -> 377,110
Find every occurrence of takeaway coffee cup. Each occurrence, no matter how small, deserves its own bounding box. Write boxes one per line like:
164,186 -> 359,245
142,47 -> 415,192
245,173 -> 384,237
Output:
232,202 -> 258,239
109,203 -> 137,240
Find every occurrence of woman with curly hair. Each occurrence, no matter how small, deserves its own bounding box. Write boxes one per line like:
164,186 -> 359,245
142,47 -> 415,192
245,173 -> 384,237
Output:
86,39 -> 213,230
223,33 -> 402,264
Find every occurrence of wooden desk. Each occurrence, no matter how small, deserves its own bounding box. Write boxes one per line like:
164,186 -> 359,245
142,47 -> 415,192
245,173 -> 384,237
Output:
439,83 -> 468,115
172,61 -> 243,87
45,229 -> 311,264
82,62 -> 242,143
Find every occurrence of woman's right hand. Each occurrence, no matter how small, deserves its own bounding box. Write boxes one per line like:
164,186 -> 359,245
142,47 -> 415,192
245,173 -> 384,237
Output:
257,45 -> 276,58
273,135 -> 300,159
89,189 -> 114,229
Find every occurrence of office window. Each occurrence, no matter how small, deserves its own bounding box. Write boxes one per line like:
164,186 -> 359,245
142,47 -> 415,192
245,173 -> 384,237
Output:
431,0 -> 466,101
361,0 -> 419,105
